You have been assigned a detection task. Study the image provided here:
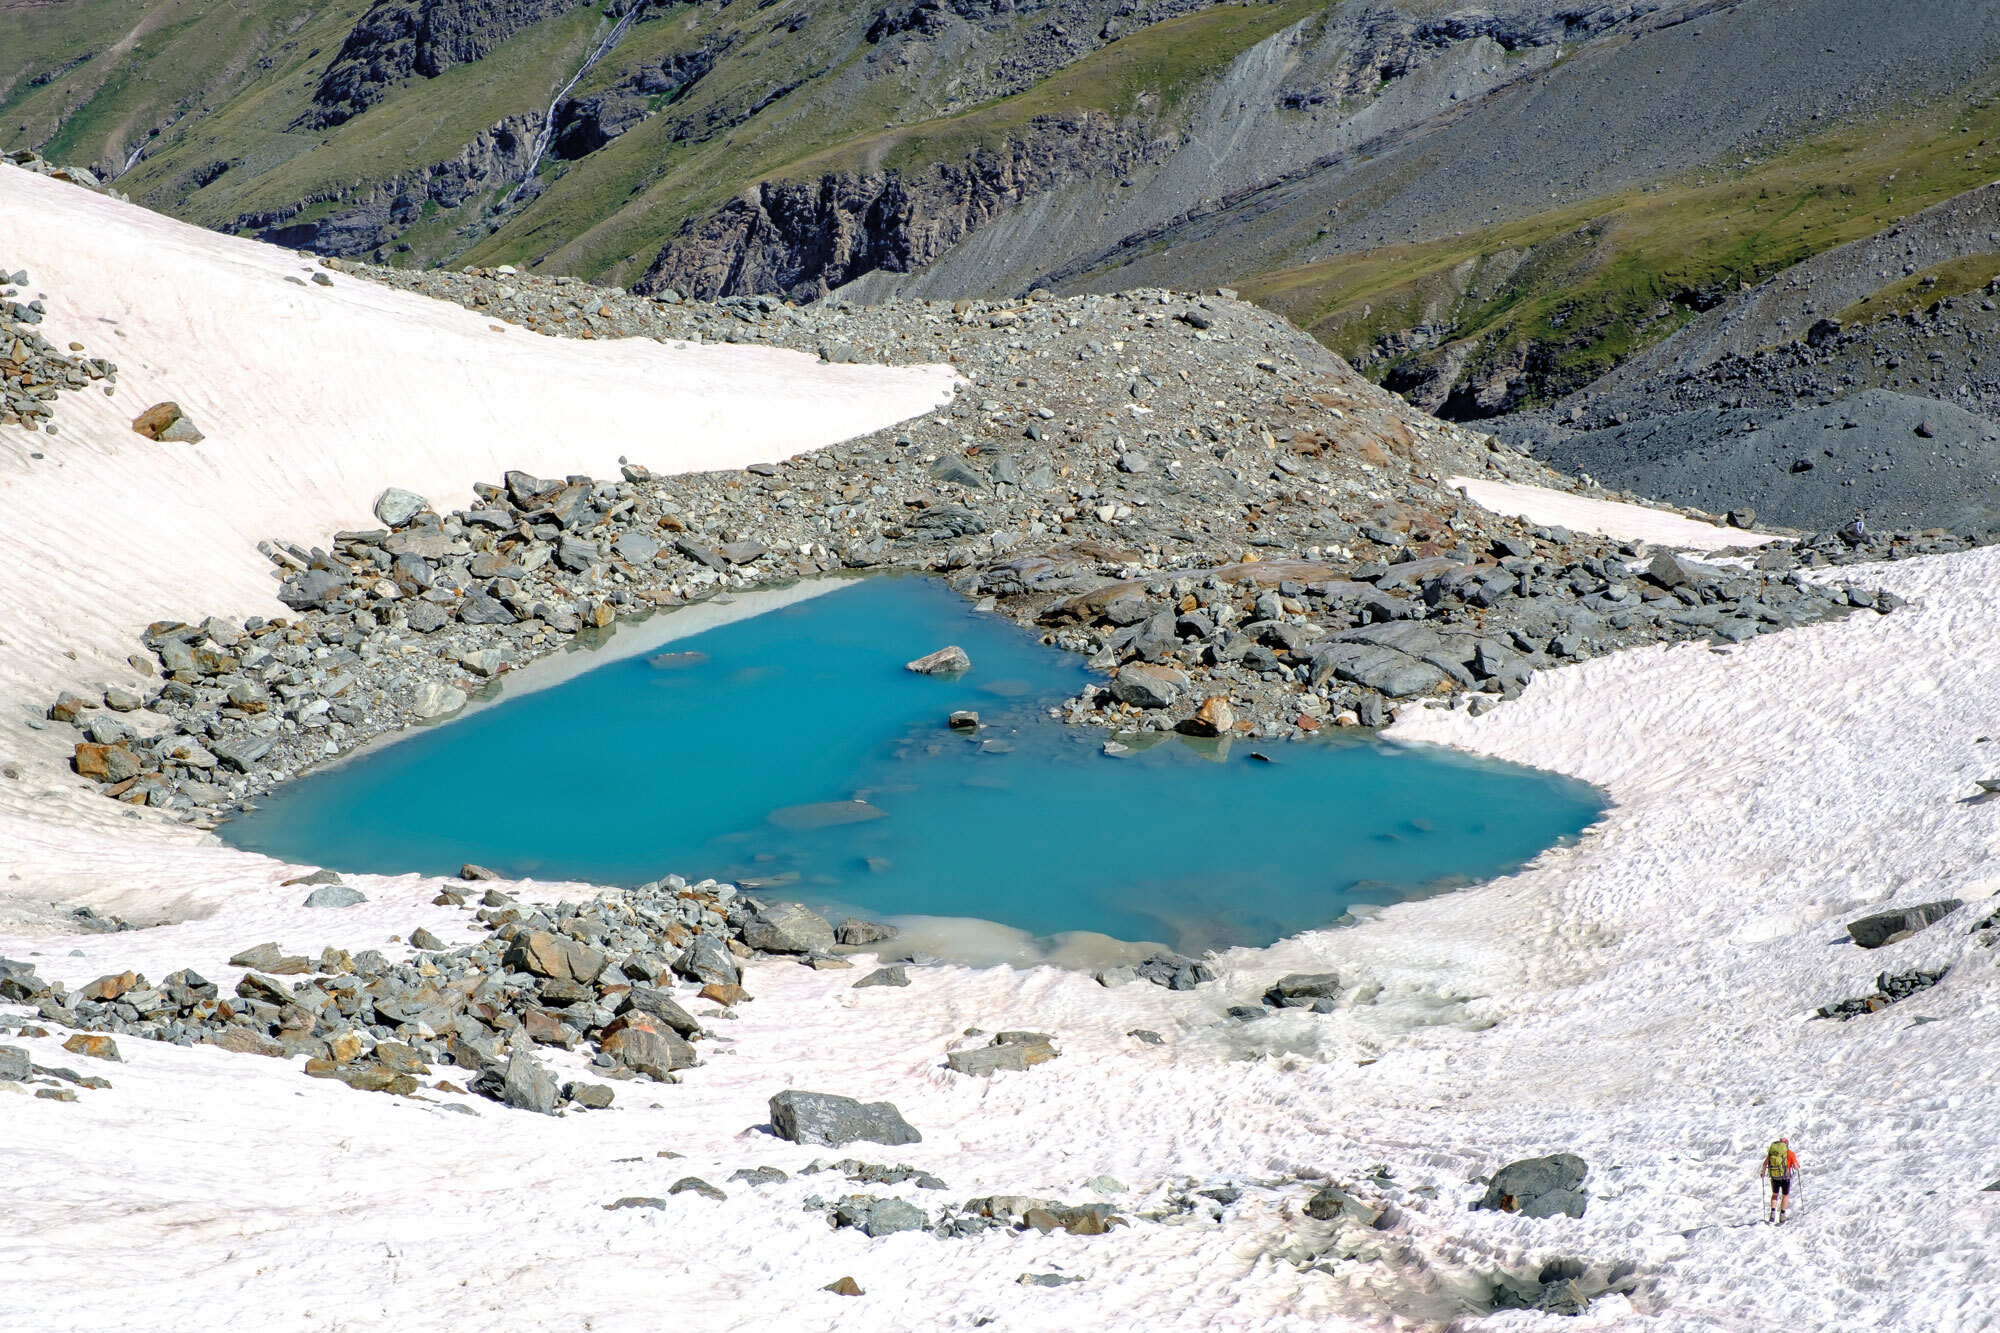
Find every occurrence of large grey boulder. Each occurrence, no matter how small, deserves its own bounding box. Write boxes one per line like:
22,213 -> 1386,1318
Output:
614,531 -> 661,564
1264,973 -> 1341,1009
620,986 -> 701,1037
302,884 -> 367,908
0,1044 -> 28,1081
742,901 -> 835,955
1846,899 -> 1963,949
210,736 -> 272,773
1478,1153 -> 1588,1219
373,488 -> 429,528
769,1090 -> 921,1147
1110,663 -> 1187,709
498,1050 -> 560,1115
677,934 -> 739,987
279,569 -> 348,612
411,681 -> 466,721
1331,645 -> 1445,698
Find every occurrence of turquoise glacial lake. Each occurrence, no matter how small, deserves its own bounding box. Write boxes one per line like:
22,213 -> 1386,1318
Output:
221,575 -> 1603,953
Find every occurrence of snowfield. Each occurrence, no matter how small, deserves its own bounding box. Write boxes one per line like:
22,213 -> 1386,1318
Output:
6,167 -> 2000,1333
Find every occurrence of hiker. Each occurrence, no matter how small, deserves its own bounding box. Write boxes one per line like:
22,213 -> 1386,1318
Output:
1760,1137 -> 1799,1223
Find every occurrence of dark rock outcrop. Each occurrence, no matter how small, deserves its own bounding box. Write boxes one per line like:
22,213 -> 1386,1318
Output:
244,113 -> 544,256
634,111 -> 1166,301
300,0 -> 590,130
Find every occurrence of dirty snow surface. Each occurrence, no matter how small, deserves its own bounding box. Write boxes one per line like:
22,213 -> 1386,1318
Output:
7,169 -> 2000,1333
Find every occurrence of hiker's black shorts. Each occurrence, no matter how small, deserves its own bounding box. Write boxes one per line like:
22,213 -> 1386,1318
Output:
1770,1177 -> 1790,1196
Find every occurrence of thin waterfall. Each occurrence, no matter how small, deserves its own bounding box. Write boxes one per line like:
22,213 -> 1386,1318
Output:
505,3 -> 644,207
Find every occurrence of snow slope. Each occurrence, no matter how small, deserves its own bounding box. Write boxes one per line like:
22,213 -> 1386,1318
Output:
0,163 -> 955,925
6,169 -> 2000,1333
1447,476 -> 1779,554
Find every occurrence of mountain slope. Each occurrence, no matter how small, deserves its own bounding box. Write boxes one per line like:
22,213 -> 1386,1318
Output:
9,0 -> 2000,425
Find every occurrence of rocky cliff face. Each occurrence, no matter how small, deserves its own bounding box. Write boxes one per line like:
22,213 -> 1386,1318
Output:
299,0 -> 589,129
635,112 -> 1167,300
550,40 -> 728,160
243,112 -> 545,254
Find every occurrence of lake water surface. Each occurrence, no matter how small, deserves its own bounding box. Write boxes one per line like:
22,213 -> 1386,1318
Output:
222,575 -> 1603,952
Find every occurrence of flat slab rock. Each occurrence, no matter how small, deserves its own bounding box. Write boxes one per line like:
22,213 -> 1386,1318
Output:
768,1090 -> 921,1147
1846,899 -> 1962,949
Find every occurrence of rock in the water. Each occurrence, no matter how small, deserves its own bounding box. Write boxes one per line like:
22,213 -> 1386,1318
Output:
1846,899 -> 1963,949
459,863 -> 499,881
768,1089 -> 921,1147
948,710 -> 979,730
130,401 -> 204,443
742,901 -> 835,955
906,645 -> 971,675
411,681 -> 467,720
303,884 -> 367,908
373,488 -> 429,528
1478,1153 -> 1588,1218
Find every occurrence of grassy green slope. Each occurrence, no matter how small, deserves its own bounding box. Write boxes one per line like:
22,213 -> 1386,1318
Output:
1238,87 -> 2000,405
0,0 -> 326,174
466,0 -> 1322,282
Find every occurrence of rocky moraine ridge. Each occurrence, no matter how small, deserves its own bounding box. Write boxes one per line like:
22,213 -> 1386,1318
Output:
27,261 -> 1940,825
2,153 -> 129,436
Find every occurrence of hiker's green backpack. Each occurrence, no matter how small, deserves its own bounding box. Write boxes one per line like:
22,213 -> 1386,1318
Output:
1767,1142 -> 1789,1177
